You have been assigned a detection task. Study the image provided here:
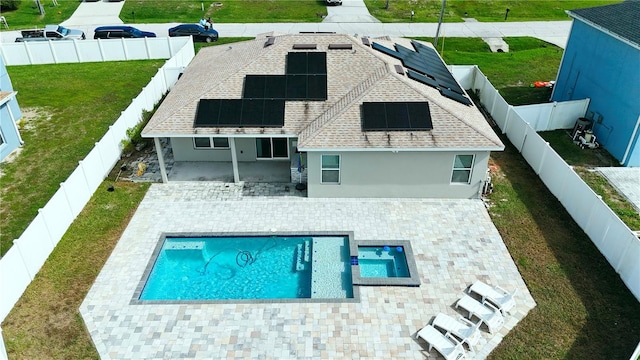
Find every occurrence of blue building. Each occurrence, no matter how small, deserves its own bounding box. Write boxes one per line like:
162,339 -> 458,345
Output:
551,1 -> 640,167
0,57 -> 23,161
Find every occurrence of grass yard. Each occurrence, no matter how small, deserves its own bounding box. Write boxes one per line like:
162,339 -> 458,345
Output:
0,60 -> 163,255
485,136 -> 640,359
120,0 -> 328,24
539,130 -> 640,231
1,180 -> 149,360
364,0 -> 622,23
0,0 -> 80,30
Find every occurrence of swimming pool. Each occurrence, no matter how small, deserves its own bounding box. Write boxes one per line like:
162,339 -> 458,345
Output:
137,234 -> 354,301
357,246 -> 410,278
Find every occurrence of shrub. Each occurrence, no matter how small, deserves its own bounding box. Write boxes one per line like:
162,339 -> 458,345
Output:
0,0 -> 20,11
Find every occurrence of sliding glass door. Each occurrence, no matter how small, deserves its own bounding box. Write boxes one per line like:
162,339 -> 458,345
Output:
256,138 -> 289,159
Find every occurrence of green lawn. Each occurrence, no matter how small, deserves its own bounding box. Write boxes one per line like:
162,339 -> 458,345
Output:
0,0 -> 621,28
539,130 -> 640,231
364,0 -> 622,23
486,139 -> 640,359
0,0 -> 81,30
121,0 -> 328,24
0,60 -> 163,255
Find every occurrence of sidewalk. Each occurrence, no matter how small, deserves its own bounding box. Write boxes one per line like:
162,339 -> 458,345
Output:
0,0 -> 571,48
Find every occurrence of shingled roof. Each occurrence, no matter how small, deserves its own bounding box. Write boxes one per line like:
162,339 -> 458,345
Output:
569,1 -> 640,48
142,34 -> 503,151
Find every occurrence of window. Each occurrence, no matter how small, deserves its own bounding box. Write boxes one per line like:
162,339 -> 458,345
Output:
321,154 -> 340,184
193,137 -> 229,149
451,155 -> 474,183
256,138 -> 288,159
0,131 -> 4,146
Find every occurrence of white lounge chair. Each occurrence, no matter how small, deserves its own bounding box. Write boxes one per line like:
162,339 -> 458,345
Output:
468,280 -> 517,315
455,295 -> 504,334
416,325 -> 466,360
432,313 -> 481,348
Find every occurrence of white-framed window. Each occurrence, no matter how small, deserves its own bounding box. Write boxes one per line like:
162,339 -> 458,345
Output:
321,154 -> 340,184
256,138 -> 289,159
451,154 -> 474,183
193,137 -> 229,149
0,130 -> 5,146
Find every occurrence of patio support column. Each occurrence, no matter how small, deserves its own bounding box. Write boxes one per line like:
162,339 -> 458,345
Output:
154,137 -> 169,183
229,137 -> 240,183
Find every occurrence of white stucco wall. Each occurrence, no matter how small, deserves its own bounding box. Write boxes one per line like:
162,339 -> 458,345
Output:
171,137 -> 257,162
306,151 -> 491,199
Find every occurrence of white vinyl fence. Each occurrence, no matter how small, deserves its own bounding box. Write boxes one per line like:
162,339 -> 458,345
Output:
513,99 -> 590,131
0,36 -> 191,65
0,38 -> 195,324
452,65 -> 640,302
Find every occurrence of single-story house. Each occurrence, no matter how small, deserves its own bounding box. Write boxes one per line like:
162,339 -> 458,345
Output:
551,1 -> 640,167
142,34 -> 504,198
0,57 -> 23,162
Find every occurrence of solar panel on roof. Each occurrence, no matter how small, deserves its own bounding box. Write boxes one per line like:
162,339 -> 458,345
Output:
372,42 -> 402,60
287,52 -> 308,74
385,103 -> 411,129
240,99 -> 265,126
286,74 -> 307,99
195,99 -> 285,127
373,40 -> 471,106
407,70 -> 439,89
262,100 -> 285,126
264,75 -> 287,99
440,88 -> 473,106
194,99 -> 221,127
307,74 -> 328,100
307,52 -> 327,74
218,99 -> 243,126
407,102 -> 432,129
362,102 -> 433,131
243,75 -> 266,98
362,102 -> 387,131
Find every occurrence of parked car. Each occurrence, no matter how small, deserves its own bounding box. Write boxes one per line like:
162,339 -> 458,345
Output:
326,0 -> 342,5
168,24 -> 218,43
94,26 -> 156,39
15,24 -> 85,42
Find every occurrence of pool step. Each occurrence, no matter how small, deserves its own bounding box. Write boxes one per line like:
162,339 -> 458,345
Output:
165,241 -> 205,251
164,240 -> 206,260
295,240 -> 312,271
310,237 -> 350,299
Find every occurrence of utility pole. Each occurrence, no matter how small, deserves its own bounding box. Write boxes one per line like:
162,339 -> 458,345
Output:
434,0 -> 446,48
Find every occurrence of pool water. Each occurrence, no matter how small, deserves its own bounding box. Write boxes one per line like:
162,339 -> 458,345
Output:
139,235 -> 353,301
357,246 -> 410,278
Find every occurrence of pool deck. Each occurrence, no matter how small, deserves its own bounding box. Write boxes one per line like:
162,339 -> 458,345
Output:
80,182 -> 536,359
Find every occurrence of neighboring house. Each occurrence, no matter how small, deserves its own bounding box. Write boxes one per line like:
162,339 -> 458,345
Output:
142,34 -> 504,198
0,57 -> 23,161
551,1 -> 640,167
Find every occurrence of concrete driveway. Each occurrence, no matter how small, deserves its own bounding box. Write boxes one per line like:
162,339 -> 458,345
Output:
60,0 -> 124,27
323,0 -> 380,23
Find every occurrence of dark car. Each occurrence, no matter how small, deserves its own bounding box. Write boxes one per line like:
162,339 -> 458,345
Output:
168,24 -> 218,43
94,26 -> 156,39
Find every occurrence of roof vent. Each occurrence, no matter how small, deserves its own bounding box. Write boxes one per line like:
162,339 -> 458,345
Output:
361,37 -> 371,46
328,43 -> 352,50
264,37 -> 275,47
293,44 -> 317,50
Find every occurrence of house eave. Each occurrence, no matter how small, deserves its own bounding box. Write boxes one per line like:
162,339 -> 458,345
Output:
297,146 -> 504,152
567,10 -> 640,51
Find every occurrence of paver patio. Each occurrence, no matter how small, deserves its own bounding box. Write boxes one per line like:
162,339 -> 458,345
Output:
81,182 -> 535,359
